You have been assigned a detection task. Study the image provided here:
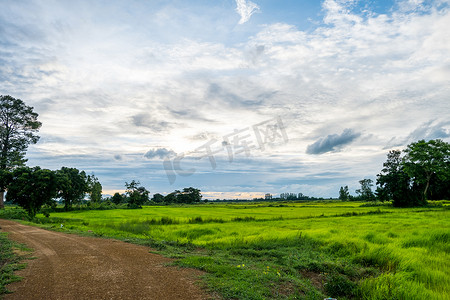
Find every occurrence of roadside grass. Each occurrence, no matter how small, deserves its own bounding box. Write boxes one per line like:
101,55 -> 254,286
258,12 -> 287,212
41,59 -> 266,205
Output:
1,201 -> 449,299
0,232 -> 30,296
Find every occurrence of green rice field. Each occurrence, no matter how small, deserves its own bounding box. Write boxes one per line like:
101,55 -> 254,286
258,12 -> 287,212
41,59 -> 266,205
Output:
4,201 -> 450,299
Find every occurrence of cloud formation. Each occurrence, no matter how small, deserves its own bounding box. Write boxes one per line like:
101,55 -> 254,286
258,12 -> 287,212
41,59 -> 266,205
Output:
235,0 -> 260,24
144,148 -> 176,160
385,120 -> 450,149
1,0 -> 449,197
306,129 -> 361,155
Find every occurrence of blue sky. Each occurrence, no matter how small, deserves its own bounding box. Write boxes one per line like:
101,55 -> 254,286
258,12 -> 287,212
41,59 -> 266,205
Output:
1,0 -> 449,199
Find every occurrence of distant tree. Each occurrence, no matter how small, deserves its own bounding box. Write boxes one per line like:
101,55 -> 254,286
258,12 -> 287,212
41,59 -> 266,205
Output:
164,191 -> 179,203
339,186 -> 350,201
356,179 -> 375,201
6,167 -> 58,218
111,192 -> 124,205
57,167 -> 89,211
125,180 -> 149,208
177,187 -> 202,203
87,174 -> 102,203
0,95 -> 42,209
151,193 -> 164,203
402,139 -> 450,201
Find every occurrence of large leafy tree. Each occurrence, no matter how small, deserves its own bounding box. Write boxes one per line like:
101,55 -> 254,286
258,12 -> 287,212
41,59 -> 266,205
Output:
376,150 -> 420,207
57,167 -> 89,211
87,174 -> 103,203
111,192 -> 124,205
177,187 -> 202,203
403,139 -> 450,201
355,179 -> 375,201
163,187 -> 202,204
377,139 -> 449,206
125,180 -> 149,208
6,167 -> 58,218
0,95 -> 41,209
151,193 -> 164,203
338,186 -> 350,201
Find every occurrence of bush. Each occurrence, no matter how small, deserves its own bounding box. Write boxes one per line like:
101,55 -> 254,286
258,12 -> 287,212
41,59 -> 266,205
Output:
324,273 -> 357,297
0,208 -> 29,220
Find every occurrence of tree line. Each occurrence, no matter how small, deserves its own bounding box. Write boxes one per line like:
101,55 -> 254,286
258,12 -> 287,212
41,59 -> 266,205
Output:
339,139 -> 449,207
0,95 -> 203,218
106,184 -> 202,206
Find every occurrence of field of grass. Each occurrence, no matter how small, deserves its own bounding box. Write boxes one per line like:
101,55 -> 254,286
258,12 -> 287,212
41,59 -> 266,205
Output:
2,201 -> 449,299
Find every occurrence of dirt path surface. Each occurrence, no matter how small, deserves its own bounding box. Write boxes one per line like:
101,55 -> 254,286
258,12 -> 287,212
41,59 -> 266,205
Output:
0,219 -> 210,300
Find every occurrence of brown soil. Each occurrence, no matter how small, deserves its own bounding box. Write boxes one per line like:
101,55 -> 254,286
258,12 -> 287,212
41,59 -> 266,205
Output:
0,219 -> 211,300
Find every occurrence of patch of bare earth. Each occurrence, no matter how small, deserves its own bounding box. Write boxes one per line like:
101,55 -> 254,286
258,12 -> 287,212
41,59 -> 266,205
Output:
0,219 -> 212,300
300,270 -> 325,291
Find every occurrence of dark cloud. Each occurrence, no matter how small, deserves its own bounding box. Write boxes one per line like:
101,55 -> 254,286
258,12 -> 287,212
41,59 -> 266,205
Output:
131,113 -> 173,132
144,148 -> 176,159
207,83 -> 264,108
384,120 -> 450,149
113,154 -> 123,161
406,120 -> 450,141
191,132 -> 216,141
306,128 -> 361,154
166,107 -> 215,123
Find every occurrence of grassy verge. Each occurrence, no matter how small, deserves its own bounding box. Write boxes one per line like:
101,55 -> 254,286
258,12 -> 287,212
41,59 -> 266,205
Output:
0,232 -> 30,296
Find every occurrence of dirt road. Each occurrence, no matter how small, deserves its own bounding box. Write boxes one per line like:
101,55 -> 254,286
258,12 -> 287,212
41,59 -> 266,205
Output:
0,219 -> 210,300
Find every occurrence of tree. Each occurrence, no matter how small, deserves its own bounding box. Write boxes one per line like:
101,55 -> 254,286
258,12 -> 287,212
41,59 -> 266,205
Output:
6,167 -> 58,218
402,139 -> 450,201
0,95 -> 42,209
177,187 -> 202,204
111,192 -> 124,205
164,191 -> 179,203
376,150 -> 418,207
355,179 -> 375,201
151,193 -> 164,203
57,167 -> 89,211
339,186 -> 350,201
125,180 -> 149,208
87,174 -> 102,203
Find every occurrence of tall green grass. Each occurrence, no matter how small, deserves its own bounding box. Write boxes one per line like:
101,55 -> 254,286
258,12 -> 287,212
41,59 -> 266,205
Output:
4,201 -> 449,299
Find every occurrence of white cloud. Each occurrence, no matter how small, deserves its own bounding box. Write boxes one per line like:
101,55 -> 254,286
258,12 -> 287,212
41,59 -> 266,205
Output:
235,0 -> 260,24
1,0 -> 449,196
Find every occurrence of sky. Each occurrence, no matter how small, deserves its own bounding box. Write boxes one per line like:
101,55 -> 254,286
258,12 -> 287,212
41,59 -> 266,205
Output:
1,0 -> 449,199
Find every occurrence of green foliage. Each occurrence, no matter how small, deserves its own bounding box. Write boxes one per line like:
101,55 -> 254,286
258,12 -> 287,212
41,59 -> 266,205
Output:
0,95 -> 41,171
377,140 -> 449,207
377,150 -> 418,207
56,167 -> 89,211
0,95 -> 41,209
151,193 -> 164,203
0,233 -> 28,295
6,201 -> 448,299
324,273 -> 357,297
163,187 -> 202,204
125,180 -> 149,208
177,187 -> 202,204
339,185 -> 350,201
111,192 -> 124,205
0,207 -> 28,220
87,174 -> 102,203
356,179 -> 375,201
6,167 -> 58,218
403,139 -> 450,201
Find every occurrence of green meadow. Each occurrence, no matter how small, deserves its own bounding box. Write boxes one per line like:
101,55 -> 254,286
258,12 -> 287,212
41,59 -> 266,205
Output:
5,201 -> 450,299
